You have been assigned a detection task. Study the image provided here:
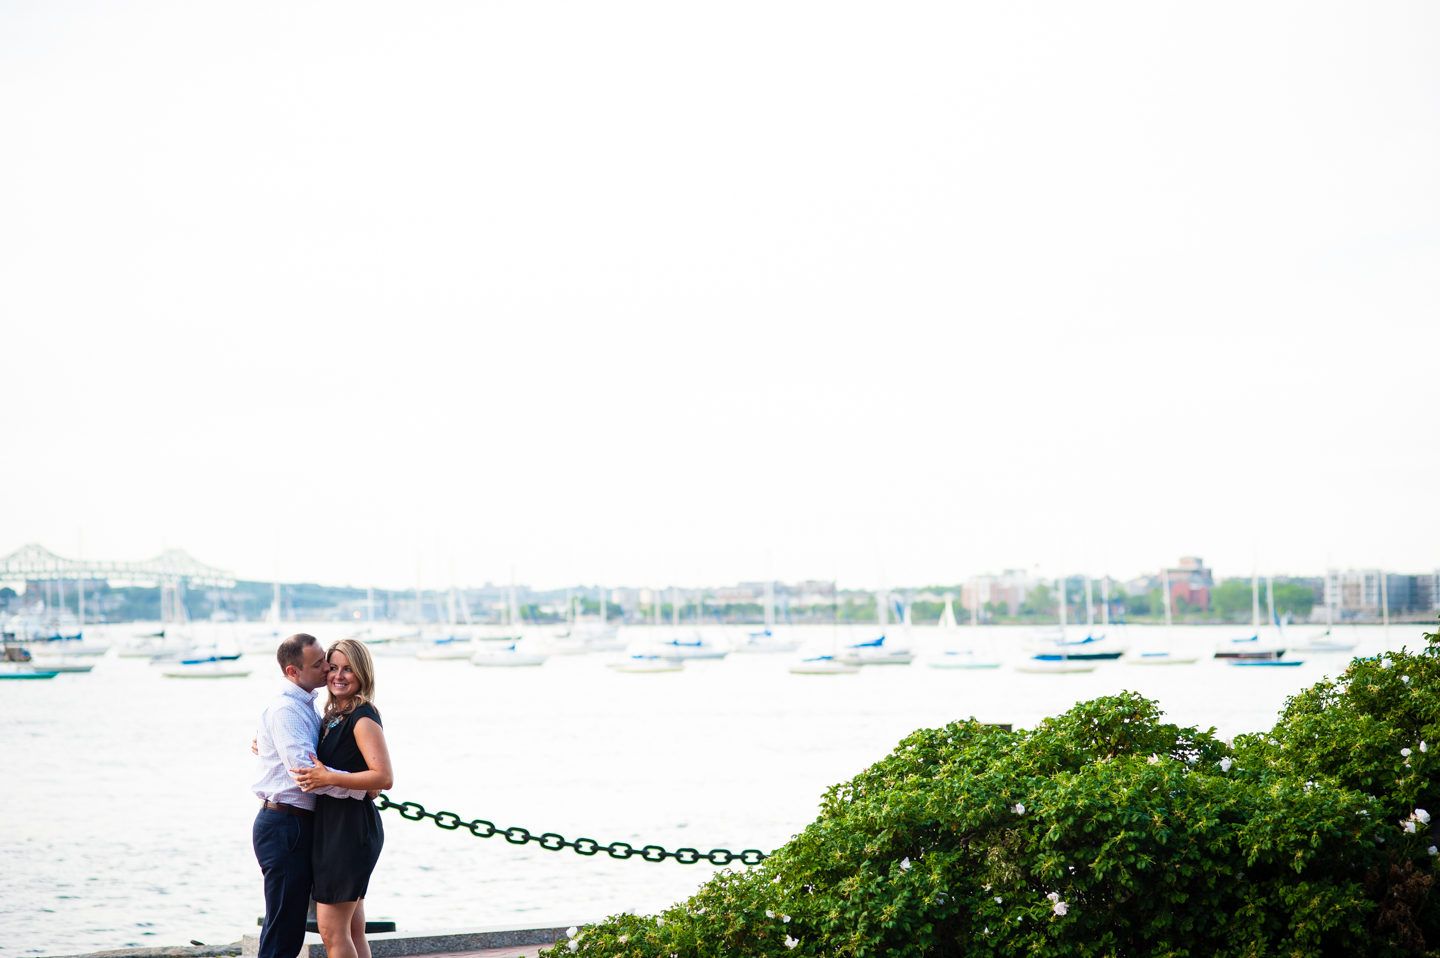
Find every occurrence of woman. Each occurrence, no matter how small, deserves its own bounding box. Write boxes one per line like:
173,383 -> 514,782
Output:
290,638 -> 393,958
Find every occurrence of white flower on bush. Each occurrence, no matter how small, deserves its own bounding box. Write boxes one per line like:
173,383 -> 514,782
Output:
617,936 -> 628,944
783,915 -> 792,923
1381,657 -> 1392,669
901,858 -> 912,871
1430,847 -> 1438,856
1413,809 -> 1431,825
1046,892 -> 1070,917
567,941 -> 578,953
1421,741 -> 1429,753
1013,803 -> 1026,815
784,935 -> 799,949
656,918 -> 665,927
1402,748 -> 1412,758
567,927 -> 578,938
995,896 -> 1003,904
1405,821 -> 1417,834
1147,754 -> 1160,765
1219,757 -> 1233,772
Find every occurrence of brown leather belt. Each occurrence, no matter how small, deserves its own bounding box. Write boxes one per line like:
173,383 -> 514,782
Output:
261,800 -> 314,819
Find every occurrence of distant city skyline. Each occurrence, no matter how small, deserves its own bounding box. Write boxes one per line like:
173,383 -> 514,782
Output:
1,540 -> 1435,602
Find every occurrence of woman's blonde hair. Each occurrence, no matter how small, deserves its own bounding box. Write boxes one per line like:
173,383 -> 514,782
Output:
323,638 -> 378,721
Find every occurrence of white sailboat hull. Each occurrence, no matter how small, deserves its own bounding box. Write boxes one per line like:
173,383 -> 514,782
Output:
610,657 -> 684,673
1126,653 -> 1199,665
471,652 -> 547,667
162,662 -> 252,678
789,656 -> 859,674
1015,658 -> 1096,673
415,642 -> 476,660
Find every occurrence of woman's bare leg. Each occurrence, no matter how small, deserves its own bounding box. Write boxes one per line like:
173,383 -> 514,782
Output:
316,901 -> 360,958
350,900 -> 371,958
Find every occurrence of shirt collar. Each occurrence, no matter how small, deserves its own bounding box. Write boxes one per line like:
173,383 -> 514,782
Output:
280,680 -> 320,704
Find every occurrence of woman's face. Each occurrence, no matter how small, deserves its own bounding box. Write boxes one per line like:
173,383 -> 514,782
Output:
328,650 -> 358,700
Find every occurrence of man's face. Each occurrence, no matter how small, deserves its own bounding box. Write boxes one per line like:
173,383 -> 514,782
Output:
287,642 -> 330,692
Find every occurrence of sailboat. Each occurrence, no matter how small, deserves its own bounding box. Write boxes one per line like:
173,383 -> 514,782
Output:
1127,568 -> 1197,665
613,586 -> 687,672
478,577 -> 527,644
736,579 -> 799,653
553,589 -> 625,651
839,594 -> 915,665
1287,584 -> 1356,652
790,577 -> 858,674
930,592 -> 1001,669
652,587 -> 728,659
1039,578 -> 1128,660
1223,575 -> 1303,667
161,619 -> 251,678
611,652 -> 685,672
1019,573 -> 1097,672
471,639 -> 547,667
547,590 -> 623,652
162,652 -> 252,678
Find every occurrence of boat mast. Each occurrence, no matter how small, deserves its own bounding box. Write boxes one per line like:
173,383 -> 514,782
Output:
764,579 -> 775,633
1251,568 -> 1259,631
508,565 -> 517,629
1266,575 -> 1276,629
1084,574 -> 1093,629
76,531 -> 84,632
1381,567 -> 1389,638
1101,576 -> 1110,626
1057,573 -> 1066,629
1163,567 -> 1172,630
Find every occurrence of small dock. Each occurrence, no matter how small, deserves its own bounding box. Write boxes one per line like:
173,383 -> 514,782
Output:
48,923 -> 580,958
239,922 -> 581,958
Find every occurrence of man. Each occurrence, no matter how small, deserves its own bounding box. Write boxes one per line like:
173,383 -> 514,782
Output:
252,633 -> 367,958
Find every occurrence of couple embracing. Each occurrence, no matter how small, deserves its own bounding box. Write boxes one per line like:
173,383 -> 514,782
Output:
251,634 -> 394,958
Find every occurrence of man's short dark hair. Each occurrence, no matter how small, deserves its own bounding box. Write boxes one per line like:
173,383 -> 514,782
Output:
276,633 -> 320,674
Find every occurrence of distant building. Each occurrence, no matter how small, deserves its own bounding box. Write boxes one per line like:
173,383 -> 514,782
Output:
963,570 -> 1044,616
1160,557 -> 1213,610
1324,569 -> 1440,618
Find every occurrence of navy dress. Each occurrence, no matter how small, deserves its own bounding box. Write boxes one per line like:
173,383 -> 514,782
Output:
312,703 -> 385,904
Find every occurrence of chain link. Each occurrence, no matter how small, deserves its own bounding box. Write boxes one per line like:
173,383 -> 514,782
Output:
375,795 -> 768,865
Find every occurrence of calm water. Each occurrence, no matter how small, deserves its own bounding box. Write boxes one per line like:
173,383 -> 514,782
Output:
2,621 -> 1430,955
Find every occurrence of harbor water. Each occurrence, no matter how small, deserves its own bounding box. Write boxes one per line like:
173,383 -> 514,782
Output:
2,621 -> 1432,955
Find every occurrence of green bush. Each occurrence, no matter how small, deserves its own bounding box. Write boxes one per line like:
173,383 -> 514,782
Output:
546,629 -> 1439,957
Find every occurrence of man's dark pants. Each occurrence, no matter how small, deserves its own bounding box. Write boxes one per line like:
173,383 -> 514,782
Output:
253,808 -> 312,958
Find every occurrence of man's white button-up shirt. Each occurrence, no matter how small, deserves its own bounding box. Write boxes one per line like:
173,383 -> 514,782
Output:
252,681 -> 365,810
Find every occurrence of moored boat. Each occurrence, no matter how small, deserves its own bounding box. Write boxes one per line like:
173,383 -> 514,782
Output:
839,634 -> 915,666
789,654 -> 859,675
1015,655 -> 1097,674
471,642 -> 547,667
0,662 -> 59,679
162,657 -> 253,678
610,654 -> 684,673
929,649 -> 1001,669
415,637 -> 476,660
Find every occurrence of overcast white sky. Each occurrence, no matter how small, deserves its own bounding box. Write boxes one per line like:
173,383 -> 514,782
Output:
1,2 -> 1437,591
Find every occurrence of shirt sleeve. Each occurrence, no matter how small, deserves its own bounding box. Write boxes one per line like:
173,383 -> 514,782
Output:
268,700 -> 321,776
270,702 -> 367,800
